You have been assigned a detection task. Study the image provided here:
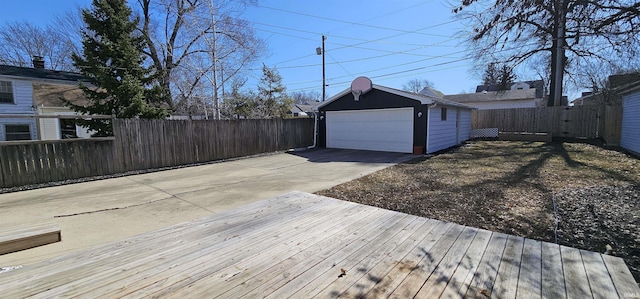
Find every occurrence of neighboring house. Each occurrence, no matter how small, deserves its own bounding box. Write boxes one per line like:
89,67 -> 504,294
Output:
618,80 -> 640,156
287,103 -> 316,117
570,91 -> 599,106
33,83 -> 92,140
0,60 -> 90,141
444,80 -> 548,110
571,73 -> 640,106
315,77 -> 474,154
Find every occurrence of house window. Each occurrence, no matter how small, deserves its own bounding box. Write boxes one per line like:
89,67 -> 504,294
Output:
5,124 -> 31,141
0,81 -> 14,103
441,107 -> 447,121
60,119 -> 78,139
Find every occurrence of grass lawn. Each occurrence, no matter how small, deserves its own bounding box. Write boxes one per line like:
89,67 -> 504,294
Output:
317,141 -> 640,283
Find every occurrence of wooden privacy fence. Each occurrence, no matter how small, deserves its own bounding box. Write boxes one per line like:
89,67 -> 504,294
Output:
0,118 -> 314,188
113,118 -> 314,172
472,105 -> 622,144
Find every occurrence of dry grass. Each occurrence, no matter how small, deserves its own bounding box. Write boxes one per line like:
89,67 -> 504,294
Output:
318,141 -> 640,283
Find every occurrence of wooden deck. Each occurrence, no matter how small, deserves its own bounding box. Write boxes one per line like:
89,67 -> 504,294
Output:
1,191 -> 638,298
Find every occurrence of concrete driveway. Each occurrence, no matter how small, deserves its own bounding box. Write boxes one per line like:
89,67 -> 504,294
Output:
0,148 -> 413,266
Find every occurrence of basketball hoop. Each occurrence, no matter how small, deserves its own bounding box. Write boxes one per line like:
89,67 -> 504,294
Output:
350,76 -> 372,101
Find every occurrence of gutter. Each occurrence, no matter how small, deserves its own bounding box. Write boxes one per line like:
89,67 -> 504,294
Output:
426,102 -> 437,154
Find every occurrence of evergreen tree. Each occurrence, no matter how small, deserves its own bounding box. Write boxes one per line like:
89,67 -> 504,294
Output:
482,62 -> 516,91
257,64 -> 292,118
68,0 -> 165,136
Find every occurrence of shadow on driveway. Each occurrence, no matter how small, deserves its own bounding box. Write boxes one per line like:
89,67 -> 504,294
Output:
287,148 -> 416,164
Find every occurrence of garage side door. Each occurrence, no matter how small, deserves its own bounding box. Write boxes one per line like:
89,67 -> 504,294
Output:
326,108 -> 413,153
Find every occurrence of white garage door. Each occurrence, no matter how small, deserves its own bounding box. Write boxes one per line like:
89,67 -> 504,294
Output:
326,108 -> 414,153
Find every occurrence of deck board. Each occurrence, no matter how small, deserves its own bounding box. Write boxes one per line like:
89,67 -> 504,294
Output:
0,191 -> 637,299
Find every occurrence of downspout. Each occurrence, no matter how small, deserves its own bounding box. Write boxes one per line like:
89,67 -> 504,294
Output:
308,110 -> 318,149
426,102 -> 437,154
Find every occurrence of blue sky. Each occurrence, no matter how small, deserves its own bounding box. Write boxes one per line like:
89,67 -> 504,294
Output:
0,0 -> 488,98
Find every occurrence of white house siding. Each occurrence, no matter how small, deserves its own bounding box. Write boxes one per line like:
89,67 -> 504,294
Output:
427,106 -> 459,153
464,99 -> 536,110
458,109 -> 472,143
621,91 -> 640,155
37,107 -> 92,140
0,79 -> 37,141
0,79 -> 34,114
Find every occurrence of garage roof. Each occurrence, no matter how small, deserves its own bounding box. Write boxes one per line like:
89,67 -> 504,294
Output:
314,84 -> 474,110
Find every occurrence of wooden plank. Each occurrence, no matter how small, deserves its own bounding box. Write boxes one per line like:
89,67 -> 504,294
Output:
336,220 -> 452,299
561,245 -> 592,299
490,235 -> 525,299
602,254 -> 640,299
0,222 -> 61,255
414,226 -> 481,298
516,238 -> 543,299
464,232 -> 509,298
0,146 -> 11,187
438,229 -> 493,298
580,250 -> 619,299
541,242 -> 567,299
232,213 -> 405,298
288,215 -> 426,298
386,223 -> 466,298
362,221 -> 455,298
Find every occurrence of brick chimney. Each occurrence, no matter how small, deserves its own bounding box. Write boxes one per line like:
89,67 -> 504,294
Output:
32,56 -> 45,69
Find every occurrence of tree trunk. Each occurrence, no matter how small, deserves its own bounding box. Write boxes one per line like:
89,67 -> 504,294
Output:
549,0 -> 567,106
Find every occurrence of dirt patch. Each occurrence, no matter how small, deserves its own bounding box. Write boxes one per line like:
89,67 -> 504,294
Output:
317,141 -> 640,283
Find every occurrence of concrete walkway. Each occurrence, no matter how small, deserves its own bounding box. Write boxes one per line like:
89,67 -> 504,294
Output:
0,148 -> 413,266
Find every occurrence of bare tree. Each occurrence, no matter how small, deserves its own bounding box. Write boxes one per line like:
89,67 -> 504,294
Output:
402,78 -> 434,93
135,0 -> 265,114
454,0 -> 640,106
0,21 -> 78,70
290,90 -> 321,105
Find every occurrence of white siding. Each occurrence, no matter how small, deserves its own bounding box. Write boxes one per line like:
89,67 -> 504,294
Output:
458,109 -> 472,143
621,91 -> 640,155
463,99 -> 536,110
39,118 -> 60,140
37,107 -> 94,140
427,106 -> 458,153
0,79 -> 34,114
326,108 -> 413,153
0,78 -> 37,141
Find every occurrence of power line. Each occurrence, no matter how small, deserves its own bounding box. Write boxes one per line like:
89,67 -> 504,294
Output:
249,3 -> 451,38
285,63 -> 471,93
283,48 -> 470,86
326,1 -> 434,33
327,52 -> 352,77
282,41 -> 543,88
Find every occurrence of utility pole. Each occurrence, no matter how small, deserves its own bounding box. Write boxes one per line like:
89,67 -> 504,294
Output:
316,35 -> 326,101
210,0 -> 220,119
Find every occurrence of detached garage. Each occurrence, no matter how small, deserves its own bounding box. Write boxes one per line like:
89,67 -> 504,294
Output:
620,81 -> 640,156
315,77 -> 474,154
